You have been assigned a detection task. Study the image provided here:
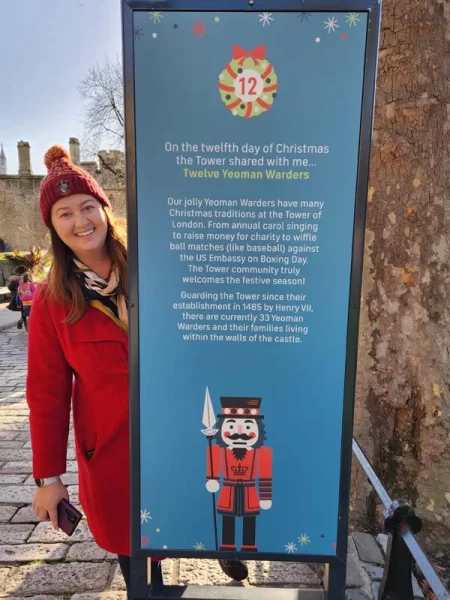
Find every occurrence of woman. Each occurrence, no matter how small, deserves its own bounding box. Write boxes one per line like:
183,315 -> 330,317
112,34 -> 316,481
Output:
27,145 -> 248,590
26,145 -> 163,596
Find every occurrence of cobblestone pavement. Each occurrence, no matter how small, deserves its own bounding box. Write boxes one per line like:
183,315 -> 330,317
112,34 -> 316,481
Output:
0,327 -> 423,599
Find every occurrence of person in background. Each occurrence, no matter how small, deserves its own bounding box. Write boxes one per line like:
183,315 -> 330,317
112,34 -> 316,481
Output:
17,272 -> 36,329
26,145 -> 163,597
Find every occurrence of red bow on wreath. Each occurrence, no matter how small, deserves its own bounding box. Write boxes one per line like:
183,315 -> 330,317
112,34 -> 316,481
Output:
232,44 -> 266,66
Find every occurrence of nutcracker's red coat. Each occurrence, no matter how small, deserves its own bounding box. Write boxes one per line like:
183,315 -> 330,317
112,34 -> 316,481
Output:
27,288 -> 133,555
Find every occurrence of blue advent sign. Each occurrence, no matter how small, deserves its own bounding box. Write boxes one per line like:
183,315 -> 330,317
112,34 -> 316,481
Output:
123,1 -> 381,563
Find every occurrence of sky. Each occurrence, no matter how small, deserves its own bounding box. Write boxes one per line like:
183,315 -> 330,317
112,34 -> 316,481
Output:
0,0 -> 122,175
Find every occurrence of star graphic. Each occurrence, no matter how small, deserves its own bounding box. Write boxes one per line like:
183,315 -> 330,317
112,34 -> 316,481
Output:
259,12 -> 274,27
324,17 -> 339,33
149,11 -> 163,23
285,542 -> 297,553
193,542 -> 206,550
140,509 -> 151,524
298,534 -> 311,546
297,12 -> 312,22
133,26 -> 143,40
192,20 -> 206,37
346,12 -> 360,27
141,535 -> 150,546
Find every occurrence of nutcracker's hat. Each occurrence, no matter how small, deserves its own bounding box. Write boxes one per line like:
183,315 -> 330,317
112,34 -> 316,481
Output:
219,397 -> 263,419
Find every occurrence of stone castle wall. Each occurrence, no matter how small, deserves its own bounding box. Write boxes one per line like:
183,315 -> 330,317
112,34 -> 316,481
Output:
0,141 -> 126,251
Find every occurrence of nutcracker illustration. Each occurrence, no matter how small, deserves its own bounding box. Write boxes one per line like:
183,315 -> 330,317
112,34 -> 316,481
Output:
201,388 -> 273,552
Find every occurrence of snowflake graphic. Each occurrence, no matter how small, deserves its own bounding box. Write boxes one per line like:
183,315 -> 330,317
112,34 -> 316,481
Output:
298,534 -> 311,546
285,542 -> 297,553
140,509 -> 152,524
192,20 -> 206,37
149,11 -> 163,23
259,12 -> 274,27
324,17 -> 339,33
193,542 -> 206,550
346,13 -> 360,27
297,12 -> 312,22
133,26 -> 143,40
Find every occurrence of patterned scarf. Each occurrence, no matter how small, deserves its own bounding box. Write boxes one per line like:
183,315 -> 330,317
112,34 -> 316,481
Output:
74,259 -> 128,330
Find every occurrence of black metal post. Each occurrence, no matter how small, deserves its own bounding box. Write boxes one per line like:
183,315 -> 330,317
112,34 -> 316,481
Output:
131,556 -> 150,599
324,561 -> 347,600
379,500 -> 423,600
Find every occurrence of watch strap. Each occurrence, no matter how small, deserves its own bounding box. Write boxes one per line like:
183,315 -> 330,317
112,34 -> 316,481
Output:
35,476 -> 61,487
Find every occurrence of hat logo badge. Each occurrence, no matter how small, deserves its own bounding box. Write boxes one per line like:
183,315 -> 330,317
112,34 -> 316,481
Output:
58,180 -> 70,194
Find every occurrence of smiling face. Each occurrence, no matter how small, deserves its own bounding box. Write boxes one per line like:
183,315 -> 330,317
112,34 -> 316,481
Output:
51,194 -> 108,259
221,418 -> 260,449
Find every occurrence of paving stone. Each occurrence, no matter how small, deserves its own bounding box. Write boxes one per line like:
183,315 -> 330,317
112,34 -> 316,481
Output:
0,421 -> 29,431
67,542 -> 108,561
247,561 -> 322,586
110,564 -> 126,590
178,559 -> 246,586
28,521 -> 92,544
0,474 -> 27,484
376,533 -> 388,555
0,449 -> 32,461
412,575 -> 424,599
11,506 -> 40,523
3,563 -> 110,595
67,485 -> 80,504
372,581 -> 380,599
0,505 -> 18,522
0,485 -> 35,503
0,433 -> 17,441
362,563 -> 384,581
1,461 -> 32,473
352,532 -> 384,566
72,594 -> 127,600
0,567 -> 10,588
346,552 -> 366,588
0,523 -> 35,544
346,590 -> 372,600
13,432 -> 31,442
0,543 -> 67,562
5,596 -> 66,600
0,442 -> 27,449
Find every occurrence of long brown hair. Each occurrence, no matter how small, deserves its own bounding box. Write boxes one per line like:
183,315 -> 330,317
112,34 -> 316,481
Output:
46,207 -> 127,323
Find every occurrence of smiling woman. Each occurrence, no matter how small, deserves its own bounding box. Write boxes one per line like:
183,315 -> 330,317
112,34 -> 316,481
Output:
25,145 -> 163,599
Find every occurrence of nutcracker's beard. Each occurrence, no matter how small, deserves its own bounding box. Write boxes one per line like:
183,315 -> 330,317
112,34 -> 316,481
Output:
232,448 -> 248,461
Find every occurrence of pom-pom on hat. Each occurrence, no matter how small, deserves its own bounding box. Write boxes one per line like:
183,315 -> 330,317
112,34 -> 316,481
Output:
39,145 -> 111,228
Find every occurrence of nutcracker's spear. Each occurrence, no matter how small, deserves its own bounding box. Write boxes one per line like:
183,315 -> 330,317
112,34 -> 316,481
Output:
201,386 -> 219,551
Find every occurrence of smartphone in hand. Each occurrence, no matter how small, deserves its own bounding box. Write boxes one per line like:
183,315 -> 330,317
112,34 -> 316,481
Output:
57,499 -> 82,536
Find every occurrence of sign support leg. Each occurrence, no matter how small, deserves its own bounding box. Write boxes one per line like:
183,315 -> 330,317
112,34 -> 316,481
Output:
131,556 -> 149,600
324,562 -> 346,600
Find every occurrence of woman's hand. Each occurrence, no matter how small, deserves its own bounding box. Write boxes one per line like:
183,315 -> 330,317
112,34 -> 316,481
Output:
32,480 -> 69,530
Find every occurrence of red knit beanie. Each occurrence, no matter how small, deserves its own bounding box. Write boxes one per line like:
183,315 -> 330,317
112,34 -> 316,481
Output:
39,145 -> 112,228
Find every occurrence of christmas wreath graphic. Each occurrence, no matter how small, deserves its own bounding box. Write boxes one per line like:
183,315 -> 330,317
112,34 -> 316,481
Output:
218,45 -> 278,118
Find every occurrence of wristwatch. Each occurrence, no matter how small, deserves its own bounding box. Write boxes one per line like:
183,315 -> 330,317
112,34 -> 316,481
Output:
34,476 -> 60,488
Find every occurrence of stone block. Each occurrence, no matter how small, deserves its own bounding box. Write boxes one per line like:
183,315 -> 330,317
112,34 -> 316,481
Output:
178,559 -> 244,586
0,568 -> 10,588
6,597 -> 66,600
412,575 -> 424,599
0,449 -> 32,461
0,442 -> 25,449
28,521 -> 92,544
362,563 -> 384,581
247,561 -> 322,587
72,594 -> 127,600
0,485 -> 34,503
346,553 -> 365,588
0,433 -> 17,441
0,523 -> 34,544
110,564 -> 126,590
3,563 -> 110,595
0,506 -> 18,523
372,581 -> 380,598
0,421 -> 29,431
345,590 -> 373,600
0,543 -> 67,562
11,506 -> 40,523
1,461 -> 32,473
352,533 -> 384,566
67,485 -> 80,504
12,432 -> 31,442
67,542 -> 107,561
376,533 -> 388,555
0,474 -> 27,484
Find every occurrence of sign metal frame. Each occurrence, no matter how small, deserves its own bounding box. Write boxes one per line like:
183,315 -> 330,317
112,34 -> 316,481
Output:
122,1 -> 382,597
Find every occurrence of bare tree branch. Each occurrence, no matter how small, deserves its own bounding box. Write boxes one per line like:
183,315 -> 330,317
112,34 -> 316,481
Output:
78,57 -> 124,162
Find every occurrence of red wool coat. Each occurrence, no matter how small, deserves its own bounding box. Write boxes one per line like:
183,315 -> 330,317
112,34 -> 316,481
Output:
27,288 -> 132,555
